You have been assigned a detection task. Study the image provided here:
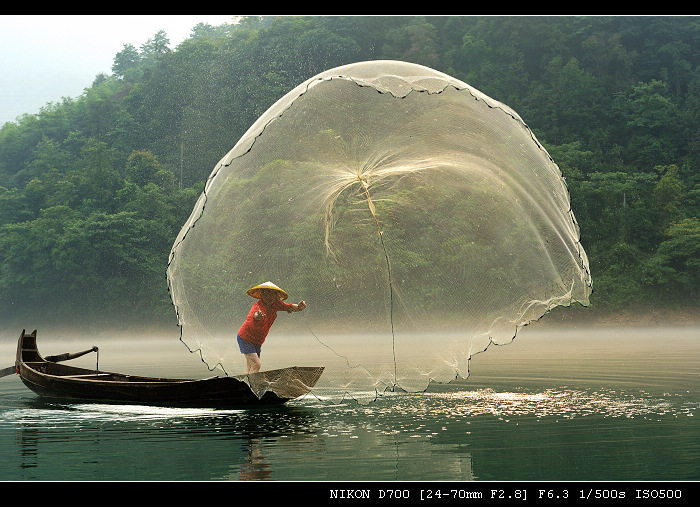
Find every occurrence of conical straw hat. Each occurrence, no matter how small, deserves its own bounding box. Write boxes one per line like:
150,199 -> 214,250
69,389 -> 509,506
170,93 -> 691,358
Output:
246,281 -> 289,300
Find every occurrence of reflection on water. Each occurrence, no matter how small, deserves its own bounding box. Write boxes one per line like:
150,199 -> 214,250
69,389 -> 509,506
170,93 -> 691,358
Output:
0,377 -> 697,481
0,326 -> 698,481
0,395 -> 323,480
426,387 -> 697,420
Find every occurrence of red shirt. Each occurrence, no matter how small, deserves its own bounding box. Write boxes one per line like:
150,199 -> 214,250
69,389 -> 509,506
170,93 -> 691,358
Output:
238,299 -> 295,346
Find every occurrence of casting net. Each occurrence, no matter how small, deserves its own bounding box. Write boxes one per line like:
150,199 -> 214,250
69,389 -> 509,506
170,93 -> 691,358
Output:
166,60 -> 592,402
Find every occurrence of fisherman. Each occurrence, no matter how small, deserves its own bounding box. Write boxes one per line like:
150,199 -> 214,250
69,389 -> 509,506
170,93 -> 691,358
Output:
237,281 -> 306,374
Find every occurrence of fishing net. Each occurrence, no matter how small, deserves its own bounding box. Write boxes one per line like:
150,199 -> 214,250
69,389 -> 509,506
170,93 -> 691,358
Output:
166,60 -> 592,403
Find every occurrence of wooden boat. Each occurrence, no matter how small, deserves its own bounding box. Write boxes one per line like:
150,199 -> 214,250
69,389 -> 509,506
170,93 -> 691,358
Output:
11,329 -> 324,408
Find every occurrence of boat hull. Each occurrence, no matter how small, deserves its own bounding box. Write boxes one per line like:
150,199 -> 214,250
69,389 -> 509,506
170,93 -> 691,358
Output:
15,330 -> 323,408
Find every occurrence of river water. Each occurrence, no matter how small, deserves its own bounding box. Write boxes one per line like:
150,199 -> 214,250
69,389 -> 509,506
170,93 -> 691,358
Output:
1,325 -> 698,493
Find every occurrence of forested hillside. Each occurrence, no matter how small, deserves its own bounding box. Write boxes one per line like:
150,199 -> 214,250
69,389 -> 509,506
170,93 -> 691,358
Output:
1,16 -> 698,329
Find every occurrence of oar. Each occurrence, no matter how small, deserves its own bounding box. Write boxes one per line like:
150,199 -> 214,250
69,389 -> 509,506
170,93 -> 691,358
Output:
45,346 -> 98,363
46,346 -> 99,371
0,364 -> 17,378
1,346 -> 99,379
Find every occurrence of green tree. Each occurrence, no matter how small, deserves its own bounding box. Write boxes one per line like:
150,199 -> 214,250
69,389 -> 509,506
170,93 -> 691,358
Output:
292,27 -> 363,79
652,164 -> 686,229
125,150 -> 173,188
53,211 -> 175,322
0,186 -> 33,225
73,139 -> 121,214
0,205 -> 78,321
613,80 -> 681,168
382,17 -> 441,68
140,30 -> 171,67
112,43 -> 141,80
643,218 -> 700,303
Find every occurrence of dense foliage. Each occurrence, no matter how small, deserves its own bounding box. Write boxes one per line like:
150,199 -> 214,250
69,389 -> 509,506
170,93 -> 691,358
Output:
1,16 -> 698,329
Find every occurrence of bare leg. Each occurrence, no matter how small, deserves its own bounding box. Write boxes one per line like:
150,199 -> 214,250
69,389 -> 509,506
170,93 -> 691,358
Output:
244,352 -> 261,374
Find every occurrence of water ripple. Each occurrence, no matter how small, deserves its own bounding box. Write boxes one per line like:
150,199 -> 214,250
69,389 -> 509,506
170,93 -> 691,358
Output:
414,387 -> 697,420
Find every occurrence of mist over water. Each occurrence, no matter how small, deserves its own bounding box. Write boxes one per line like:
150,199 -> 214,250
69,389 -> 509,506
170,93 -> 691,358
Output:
1,325 -> 698,481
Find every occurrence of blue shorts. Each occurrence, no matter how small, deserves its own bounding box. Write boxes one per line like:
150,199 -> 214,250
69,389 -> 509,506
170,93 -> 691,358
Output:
237,335 -> 261,356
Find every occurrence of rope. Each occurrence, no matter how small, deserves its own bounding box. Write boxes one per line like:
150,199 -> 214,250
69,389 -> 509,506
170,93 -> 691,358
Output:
358,176 -> 398,390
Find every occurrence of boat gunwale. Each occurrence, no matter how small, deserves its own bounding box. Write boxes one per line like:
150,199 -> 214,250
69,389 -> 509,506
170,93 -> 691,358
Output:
21,362 -> 218,384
